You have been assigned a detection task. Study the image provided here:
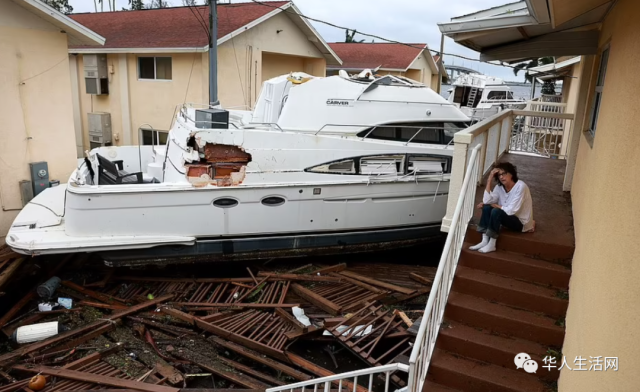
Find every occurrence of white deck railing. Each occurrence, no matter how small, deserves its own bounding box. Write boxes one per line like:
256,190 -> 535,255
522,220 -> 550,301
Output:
406,144 -> 482,392
265,363 -> 409,392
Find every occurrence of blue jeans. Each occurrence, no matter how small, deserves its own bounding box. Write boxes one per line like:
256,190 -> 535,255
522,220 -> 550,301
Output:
477,205 -> 523,239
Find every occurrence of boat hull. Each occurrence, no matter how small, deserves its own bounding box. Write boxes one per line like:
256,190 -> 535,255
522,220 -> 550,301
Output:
99,223 -> 444,266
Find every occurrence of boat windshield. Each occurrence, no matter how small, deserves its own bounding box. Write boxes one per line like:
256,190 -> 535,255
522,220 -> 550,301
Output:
356,122 -> 468,145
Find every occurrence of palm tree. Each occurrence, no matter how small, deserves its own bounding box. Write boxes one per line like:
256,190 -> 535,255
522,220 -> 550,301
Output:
345,29 -> 365,43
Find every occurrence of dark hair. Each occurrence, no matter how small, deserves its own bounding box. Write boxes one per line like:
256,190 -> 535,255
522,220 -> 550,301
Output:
494,162 -> 518,187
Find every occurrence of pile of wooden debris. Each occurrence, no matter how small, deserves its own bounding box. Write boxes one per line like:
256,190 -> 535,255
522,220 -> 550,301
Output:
0,245 -> 435,392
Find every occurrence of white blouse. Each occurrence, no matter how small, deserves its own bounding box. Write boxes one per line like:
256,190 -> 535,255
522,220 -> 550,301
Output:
483,180 -> 534,232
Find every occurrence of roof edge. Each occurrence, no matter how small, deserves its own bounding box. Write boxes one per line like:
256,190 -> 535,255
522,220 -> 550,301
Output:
17,0 -> 105,46
69,46 -> 208,54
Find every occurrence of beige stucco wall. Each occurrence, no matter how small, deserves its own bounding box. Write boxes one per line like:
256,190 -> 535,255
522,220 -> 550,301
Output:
72,11 -> 327,148
559,61 -> 583,156
0,1 -> 79,237
561,0 -> 640,390
408,53 -> 437,89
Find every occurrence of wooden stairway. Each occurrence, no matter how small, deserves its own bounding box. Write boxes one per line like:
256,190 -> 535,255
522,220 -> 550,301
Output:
425,226 -> 574,392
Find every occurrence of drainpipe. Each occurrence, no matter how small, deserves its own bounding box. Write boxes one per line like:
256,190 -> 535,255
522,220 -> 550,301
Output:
209,0 -> 219,107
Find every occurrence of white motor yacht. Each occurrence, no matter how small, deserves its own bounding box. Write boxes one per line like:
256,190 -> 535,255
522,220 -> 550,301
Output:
6,69 -> 470,266
447,73 -> 526,122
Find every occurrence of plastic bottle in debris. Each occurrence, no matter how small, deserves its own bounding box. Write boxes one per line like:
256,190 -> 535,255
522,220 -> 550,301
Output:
11,322 -> 65,344
37,277 -> 61,298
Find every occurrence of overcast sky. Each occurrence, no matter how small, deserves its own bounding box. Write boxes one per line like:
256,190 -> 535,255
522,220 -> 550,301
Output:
68,0 -> 522,81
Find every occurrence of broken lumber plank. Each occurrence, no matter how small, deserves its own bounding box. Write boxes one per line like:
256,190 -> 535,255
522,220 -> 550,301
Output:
128,316 -> 199,336
0,294 -> 172,365
393,309 -> 413,327
216,356 -> 285,386
283,326 -> 320,340
338,271 -> 415,295
11,365 -> 179,392
291,284 -> 341,316
209,337 -> 312,381
0,291 -> 37,329
62,280 -> 127,305
256,272 -> 342,282
41,320 -> 118,355
172,353 -> 268,390
284,263 -> 314,274
285,353 -> 367,392
328,272 -> 384,294
312,263 -> 347,275
77,300 -> 127,310
84,268 -> 115,288
409,272 -> 433,286
0,258 -> 25,289
172,303 -> 300,309
274,308 -> 307,332
246,267 -> 259,285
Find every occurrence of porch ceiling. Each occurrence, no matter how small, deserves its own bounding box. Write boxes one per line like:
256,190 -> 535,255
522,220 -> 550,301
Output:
438,0 -> 615,62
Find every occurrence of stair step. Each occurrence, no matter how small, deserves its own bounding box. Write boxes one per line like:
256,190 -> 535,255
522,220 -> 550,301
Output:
429,349 -> 548,392
437,320 -> 559,382
423,380 -> 463,392
466,227 -> 574,263
453,266 -> 568,318
444,292 -> 565,347
460,243 -> 570,289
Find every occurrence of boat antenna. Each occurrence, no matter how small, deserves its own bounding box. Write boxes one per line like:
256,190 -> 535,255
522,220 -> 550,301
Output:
209,0 -> 219,107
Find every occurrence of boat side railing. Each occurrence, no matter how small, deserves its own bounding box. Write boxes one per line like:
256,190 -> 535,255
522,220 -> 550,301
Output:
406,143 -> 482,392
265,363 -> 409,392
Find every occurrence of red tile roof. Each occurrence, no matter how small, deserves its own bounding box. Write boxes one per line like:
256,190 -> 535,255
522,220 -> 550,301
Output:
327,42 -> 428,71
69,1 -> 289,49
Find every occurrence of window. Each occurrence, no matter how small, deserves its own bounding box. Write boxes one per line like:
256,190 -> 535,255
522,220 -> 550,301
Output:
138,57 -> 172,80
357,122 -> 467,145
360,155 -> 404,175
487,91 -> 507,100
408,156 -> 448,174
141,129 -> 168,146
306,154 -> 452,176
589,46 -> 609,137
307,159 -> 355,174
507,91 -> 514,100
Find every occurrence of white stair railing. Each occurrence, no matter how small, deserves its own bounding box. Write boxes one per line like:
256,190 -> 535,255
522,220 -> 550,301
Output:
265,363 -> 409,392
407,144 -> 482,392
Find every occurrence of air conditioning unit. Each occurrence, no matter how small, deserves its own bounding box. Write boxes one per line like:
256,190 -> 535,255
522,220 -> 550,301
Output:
88,112 -> 112,149
84,54 -> 109,95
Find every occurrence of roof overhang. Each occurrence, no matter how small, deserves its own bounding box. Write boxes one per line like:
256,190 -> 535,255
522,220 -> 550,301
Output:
13,0 -> 105,46
529,55 -> 581,80
69,46 -> 208,54
217,2 -> 342,66
326,67 -> 407,72
438,0 -> 614,62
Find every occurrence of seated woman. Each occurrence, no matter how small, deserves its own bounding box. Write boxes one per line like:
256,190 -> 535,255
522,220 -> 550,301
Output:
469,162 -> 534,253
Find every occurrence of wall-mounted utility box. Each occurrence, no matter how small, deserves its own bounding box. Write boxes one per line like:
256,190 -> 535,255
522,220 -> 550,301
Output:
29,162 -> 49,197
88,112 -> 112,149
84,54 -> 109,95
19,180 -> 34,207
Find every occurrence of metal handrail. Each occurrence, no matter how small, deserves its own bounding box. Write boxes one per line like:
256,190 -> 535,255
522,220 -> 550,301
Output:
407,144 -> 482,392
266,363 -> 409,392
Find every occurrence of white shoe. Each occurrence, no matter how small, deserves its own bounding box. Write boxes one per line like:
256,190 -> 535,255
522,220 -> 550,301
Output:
479,238 -> 497,253
469,234 -> 489,251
